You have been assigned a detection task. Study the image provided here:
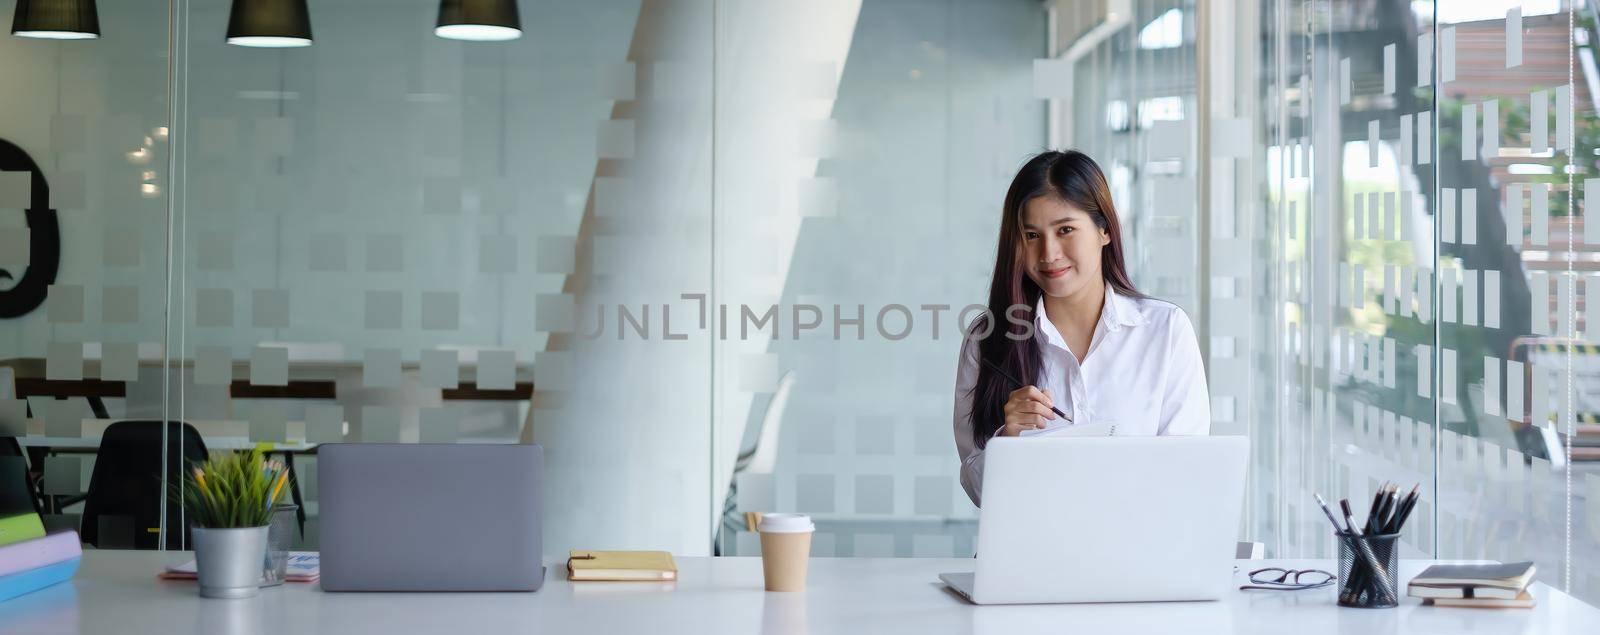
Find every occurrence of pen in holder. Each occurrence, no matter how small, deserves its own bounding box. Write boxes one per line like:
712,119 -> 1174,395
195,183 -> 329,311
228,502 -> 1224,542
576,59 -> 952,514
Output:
1336,531 -> 1399,608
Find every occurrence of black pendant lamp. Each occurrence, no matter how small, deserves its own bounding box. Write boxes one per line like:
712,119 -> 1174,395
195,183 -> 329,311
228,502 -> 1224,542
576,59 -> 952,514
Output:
436,0 -> 521,42
226,0 -> 313,48
11,0 -> 100,40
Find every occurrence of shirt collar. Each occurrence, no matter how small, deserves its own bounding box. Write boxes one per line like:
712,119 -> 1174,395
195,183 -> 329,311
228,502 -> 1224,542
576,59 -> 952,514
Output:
1034,284 -> 1146,348
1101,285 -> 1147,330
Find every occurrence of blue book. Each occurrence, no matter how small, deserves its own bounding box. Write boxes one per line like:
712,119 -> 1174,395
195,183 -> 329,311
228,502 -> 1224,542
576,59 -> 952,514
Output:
0,557 -> 79,603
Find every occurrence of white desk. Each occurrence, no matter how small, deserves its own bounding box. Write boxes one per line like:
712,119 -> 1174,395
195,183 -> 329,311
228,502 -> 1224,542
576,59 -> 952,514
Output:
1,552 -> 1596,634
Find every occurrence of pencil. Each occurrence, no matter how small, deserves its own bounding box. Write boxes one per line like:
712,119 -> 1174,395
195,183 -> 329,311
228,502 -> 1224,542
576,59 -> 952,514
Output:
1373,484 -> 1398,533
266,469 -> 288,509
1388,485 -> 1421,534
1365,484 -> 1389,534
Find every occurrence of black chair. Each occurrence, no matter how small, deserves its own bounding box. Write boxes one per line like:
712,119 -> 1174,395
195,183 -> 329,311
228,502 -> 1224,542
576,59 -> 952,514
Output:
79,421 -> 208,550
1,437 -> 42,517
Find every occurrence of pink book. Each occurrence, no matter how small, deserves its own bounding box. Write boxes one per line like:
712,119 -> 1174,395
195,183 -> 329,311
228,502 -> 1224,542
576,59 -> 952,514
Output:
0,531 -> 82,578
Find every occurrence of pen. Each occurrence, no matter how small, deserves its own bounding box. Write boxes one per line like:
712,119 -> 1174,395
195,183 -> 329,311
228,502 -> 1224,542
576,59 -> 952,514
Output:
1339,499 -> 1360,536
1313,494 -> 1347,533
977,355 -> 1071,422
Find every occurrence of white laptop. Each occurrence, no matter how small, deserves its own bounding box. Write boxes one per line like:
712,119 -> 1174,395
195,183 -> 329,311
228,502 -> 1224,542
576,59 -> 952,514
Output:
940,435 -> 1248,605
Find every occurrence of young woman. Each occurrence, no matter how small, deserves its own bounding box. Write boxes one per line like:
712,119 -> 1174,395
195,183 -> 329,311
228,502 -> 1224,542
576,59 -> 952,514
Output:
952,151 -> 1210,507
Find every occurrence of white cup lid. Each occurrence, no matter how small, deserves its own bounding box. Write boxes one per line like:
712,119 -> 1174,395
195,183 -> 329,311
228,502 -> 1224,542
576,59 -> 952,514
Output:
757,513 -> 815,534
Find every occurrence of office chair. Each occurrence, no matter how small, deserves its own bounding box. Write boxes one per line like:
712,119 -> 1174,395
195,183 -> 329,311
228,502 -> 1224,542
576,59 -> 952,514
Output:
78,420 -> 209,550
1,437 -> 43,517
1,435 -> 25,460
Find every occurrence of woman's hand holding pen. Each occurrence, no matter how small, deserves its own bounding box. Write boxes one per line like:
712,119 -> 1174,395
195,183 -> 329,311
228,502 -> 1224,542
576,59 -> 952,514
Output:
1000,386 -> 1058,436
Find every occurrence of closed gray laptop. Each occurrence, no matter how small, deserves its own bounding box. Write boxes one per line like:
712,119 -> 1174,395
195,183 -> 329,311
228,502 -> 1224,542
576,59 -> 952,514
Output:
319,443 -> 546,592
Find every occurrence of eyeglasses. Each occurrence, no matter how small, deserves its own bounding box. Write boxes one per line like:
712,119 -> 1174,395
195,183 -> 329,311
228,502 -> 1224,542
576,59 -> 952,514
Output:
1239,567 -> 1336,591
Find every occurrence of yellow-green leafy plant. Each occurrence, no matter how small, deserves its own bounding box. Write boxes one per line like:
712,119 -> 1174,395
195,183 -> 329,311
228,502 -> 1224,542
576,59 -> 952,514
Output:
178,450 -> 291,529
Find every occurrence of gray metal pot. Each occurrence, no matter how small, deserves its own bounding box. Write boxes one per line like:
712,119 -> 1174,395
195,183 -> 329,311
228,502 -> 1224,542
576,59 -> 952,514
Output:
191,526 -> 269,599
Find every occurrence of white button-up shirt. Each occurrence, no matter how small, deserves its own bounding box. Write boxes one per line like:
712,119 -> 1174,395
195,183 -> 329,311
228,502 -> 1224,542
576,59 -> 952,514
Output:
952,286 -> 1211,506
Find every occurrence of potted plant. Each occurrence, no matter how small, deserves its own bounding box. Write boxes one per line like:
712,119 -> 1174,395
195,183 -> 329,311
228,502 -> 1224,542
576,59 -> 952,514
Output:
178,450 -> 291,598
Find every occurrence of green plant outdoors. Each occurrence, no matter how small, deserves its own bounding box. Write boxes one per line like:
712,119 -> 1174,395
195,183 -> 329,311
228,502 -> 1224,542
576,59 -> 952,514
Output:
1439,88 -> 1600,219
177,450 -> 291,529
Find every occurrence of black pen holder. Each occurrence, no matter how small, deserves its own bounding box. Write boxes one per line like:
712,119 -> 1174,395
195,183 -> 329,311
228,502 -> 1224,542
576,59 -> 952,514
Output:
1336,532 -> 1400,608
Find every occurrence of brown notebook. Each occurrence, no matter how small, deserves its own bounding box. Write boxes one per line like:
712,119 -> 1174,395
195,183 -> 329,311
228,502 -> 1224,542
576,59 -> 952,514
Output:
567,550 -> 678,581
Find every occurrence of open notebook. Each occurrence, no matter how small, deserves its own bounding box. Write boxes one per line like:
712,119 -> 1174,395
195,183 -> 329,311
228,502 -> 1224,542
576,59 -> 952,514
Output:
1019,420 -> 1117,438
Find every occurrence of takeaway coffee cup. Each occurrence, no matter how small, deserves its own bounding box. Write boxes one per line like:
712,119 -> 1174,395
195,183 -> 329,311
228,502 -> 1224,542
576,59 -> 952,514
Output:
757,513 -> 815,592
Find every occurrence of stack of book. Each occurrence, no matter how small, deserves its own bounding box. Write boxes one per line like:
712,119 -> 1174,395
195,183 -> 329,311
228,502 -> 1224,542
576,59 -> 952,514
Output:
0,517 -> 81,603
1407,562 -> 1537,608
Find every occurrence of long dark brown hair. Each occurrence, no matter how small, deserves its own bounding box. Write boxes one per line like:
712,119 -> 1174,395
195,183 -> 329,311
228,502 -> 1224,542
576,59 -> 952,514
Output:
967,151 -> 1140,449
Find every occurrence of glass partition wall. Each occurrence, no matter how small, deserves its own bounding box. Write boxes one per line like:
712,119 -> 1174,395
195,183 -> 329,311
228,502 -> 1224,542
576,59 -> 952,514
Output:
0,0 -> 1593,603
0,1 -> 176,547
1,0 -> 718,557
1064,0 -> 1596,604
171,0 -> 715,556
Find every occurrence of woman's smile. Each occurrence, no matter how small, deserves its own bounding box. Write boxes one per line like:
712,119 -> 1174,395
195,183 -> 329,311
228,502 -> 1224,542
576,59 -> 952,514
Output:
1041,264 -> 1071,279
